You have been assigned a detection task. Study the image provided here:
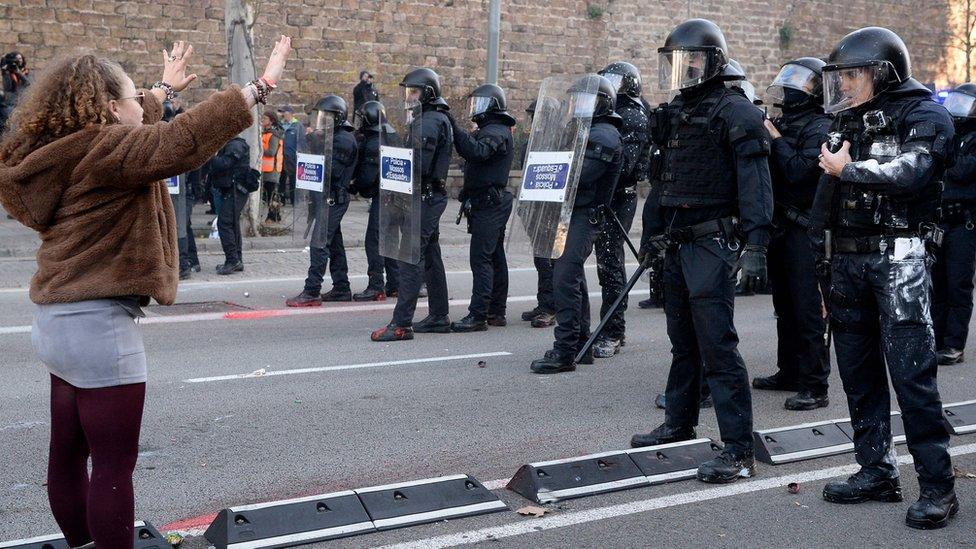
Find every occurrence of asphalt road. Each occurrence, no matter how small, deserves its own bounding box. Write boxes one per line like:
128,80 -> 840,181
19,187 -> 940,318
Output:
1,246 -> 975,547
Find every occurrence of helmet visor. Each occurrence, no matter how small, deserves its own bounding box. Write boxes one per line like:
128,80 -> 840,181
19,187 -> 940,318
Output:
822,64 -> 883,114
602,73 -> 625,93
658,49 -> 714,91
314,111 -> 334,131
567,91 -> 597,118
766,63 -> 821,106
737,80 -> 757,103
945,91 -> 976,118
403,87 -> 422,110
469,96 -> 495,118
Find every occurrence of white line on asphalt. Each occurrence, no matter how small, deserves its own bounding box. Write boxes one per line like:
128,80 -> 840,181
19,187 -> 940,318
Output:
0,288 -> 652,336
183,352 -> 513,383
377,442 -> 976,549
0,263 -> 641,294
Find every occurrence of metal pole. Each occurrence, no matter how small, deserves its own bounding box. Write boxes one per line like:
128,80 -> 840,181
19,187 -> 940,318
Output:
486,0 -> 501,84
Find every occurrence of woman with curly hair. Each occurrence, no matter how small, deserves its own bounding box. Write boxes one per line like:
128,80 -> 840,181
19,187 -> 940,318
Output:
0,38 -> 291,547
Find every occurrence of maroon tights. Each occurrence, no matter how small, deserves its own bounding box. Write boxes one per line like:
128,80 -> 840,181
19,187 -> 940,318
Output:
47,374 -> 145,548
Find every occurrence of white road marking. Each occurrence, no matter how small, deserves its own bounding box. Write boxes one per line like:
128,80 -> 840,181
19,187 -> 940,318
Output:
0,288 -> 652,336
377,442 -> 976,549
183,352 -> 513,383
0,263 -> 640,294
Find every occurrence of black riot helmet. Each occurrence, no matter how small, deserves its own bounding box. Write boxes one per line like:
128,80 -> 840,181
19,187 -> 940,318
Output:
598,61 -> 642,99
357,100 -> 387,131
525,99 -> 537,116
945,83 -> 976,119
400,67 -> 449,109
468,83 -> 517,125
720,59 -> 757,103
822,27 -> 913,113
658,19 -> 729,91
161,100 -> 176,122
312,94 -> 348,130
766,57 -> 826,109
567,74 -> 621,125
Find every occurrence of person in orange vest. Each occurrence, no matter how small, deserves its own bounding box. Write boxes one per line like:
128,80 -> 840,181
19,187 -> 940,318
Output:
260,110 -> 284,222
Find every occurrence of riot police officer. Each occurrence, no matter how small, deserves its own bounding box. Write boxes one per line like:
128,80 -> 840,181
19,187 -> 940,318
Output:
934,83 -> 976,365
591,62 -> 652,358
813,27 -> 957,529
286,95 -> 359,306
371,68 -> 454,341
351,100 -> 400,301
631,19 -> 773,485
518,100 -> 558,328
449,84 -> 517,331
530,74 -> 624,373
751,57 -> 833,410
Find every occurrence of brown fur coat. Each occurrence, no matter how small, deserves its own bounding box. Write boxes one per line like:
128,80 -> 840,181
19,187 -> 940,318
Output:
0,86 -> 254,305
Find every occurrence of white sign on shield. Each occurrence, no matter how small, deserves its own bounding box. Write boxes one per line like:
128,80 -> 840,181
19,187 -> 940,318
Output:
165,176 -> 180,195
295,152 -> 326,192
379,146 -> 414,195
519,151 -> 575,203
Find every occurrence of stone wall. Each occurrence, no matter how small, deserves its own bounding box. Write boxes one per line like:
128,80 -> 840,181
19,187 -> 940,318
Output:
0,0 -> 955,123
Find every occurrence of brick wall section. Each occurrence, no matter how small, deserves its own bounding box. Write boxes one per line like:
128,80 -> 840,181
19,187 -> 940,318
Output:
1,0 -> 954,123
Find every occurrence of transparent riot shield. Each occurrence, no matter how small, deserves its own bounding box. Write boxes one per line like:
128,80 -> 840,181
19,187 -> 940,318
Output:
506,75 -> 598,259
378,110 -> 422,264
166,173 -> 187,236
293,113 -> 333,249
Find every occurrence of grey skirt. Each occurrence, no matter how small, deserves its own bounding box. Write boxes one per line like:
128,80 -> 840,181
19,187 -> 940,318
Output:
32,299 -> 148,388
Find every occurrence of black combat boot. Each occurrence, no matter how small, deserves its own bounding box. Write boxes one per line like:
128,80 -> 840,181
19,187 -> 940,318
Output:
697,451 -> 756,484
530,350 -> 576,374
906,488 -> 959,530
822,470 -> 903,504
451,314 -> 488,333
630,423 -> 696,448
414,314 -> 452,333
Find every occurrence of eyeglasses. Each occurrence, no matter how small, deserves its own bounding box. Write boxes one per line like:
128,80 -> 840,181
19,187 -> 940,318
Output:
118,92 -> 146,106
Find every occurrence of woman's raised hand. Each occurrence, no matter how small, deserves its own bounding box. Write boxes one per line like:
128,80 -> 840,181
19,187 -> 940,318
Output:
260,35 -> 292,85
161,41 -> 198,93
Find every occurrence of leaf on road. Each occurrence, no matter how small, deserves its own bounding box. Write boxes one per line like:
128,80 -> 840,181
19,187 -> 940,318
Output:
516,505 -> 548,517
954,466 -> 976,479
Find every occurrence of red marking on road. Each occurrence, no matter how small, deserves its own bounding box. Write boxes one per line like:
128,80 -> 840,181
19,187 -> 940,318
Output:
224,309 -> 289,320
160,512 -> 217,532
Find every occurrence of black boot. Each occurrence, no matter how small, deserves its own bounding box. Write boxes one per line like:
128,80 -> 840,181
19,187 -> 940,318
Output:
530,311 -> 556,328
530,349 -> 576,374
592,337 -> 622,358
370,323 -> 414,342
937,347 -> 964,365
822,470 -> 903,504
784,391 -> 829,411
414,314 -> 452,333
521,306 -> 546,321
654,392 -> 713,410
487,314 -> 507,327
906,489 -> 959,530
353,288 -> 386,302
216,261 -> 243,275
751,372 -> 799,392
697,451 -> 756,484
575,346 -> 594,365
630,423 -> 696,448
285,291 -> 322,308
321,288 -> 353,302
179,266 -> 193,280
451,314 -> 488,333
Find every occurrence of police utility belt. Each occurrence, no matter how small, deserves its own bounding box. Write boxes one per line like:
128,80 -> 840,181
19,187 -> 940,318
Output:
830,223 -> 944,254
647,217 -> 738,251
777,206 -> 811,229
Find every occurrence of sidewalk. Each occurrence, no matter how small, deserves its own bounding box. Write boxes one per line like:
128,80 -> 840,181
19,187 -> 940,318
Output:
1,197 -> 647,259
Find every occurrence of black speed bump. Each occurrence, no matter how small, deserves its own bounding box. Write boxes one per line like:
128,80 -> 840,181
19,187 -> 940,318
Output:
942,400 -> 976,435
507,450 -> 647,504
355,474 -> 507,530
203,490 -> 374,548
754,419 -> 853,465
627,438 -> 723,484
836,412 -> 907,444
0,522 -> 165,549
